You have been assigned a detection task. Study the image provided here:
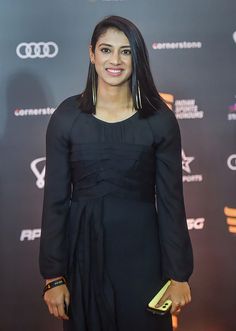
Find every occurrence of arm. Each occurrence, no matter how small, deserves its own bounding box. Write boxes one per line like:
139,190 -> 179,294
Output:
39,103 -> 72,279
154,108 -> 193,312
38,101 -> 73,320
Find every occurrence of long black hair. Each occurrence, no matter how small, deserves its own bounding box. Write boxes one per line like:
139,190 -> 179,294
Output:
77,15 -> 166,116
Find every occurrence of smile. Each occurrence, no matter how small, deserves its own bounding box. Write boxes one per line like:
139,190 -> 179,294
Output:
106,68 -> 124,76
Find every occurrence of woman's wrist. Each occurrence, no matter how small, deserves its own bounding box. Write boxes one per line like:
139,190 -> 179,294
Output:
45,276 -> 65,285
170,278 -> 188,285
43,277 -> 67,297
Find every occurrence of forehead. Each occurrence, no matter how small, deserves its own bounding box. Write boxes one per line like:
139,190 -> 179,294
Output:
96,28 -> 130,46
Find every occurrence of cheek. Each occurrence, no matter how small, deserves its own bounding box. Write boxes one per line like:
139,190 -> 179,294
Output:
95,54 -> 109,69
94,57 -> 104,72
127,59 -> 132,72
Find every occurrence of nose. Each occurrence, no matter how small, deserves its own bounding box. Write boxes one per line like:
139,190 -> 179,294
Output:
109,51 -> 121,65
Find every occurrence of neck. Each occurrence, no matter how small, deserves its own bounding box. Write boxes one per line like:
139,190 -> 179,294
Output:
96,80 -> 133,111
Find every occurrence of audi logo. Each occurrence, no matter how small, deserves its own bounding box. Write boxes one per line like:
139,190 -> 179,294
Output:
16,42 -> 58,59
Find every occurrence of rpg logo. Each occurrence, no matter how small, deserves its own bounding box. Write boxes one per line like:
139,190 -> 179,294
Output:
30,157 -> 45,189
20,229 -> 41,241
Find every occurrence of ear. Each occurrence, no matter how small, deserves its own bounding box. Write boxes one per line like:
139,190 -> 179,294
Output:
89,45 -> 95,64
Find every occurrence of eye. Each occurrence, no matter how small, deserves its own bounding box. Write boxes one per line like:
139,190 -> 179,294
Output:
100,47 -> 111,53
122,49 -> 131,55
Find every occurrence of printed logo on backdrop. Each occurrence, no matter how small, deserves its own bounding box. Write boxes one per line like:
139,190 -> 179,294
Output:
187,218 -> 205,230
224,207 -> 236,234
14,107 -> 55,116
233,31 -> 236,44
31,157 -> 46,189
175,99 -> 204,119
160,93 -> 174,110
20,229 -> 41,241
160,93 -> 204,119
152,41 -> 202,50
227,97 -> 236,120
227,154 -> 236,170
16,42 -> 58,59
182,150 -> 203,182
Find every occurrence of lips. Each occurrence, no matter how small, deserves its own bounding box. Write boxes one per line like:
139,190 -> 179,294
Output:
106,68 -> 124,76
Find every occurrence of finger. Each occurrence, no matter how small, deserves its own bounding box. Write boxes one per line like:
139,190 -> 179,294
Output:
171,301 -> 181,314
52,305 -> 60,318
188,292 -> 192,302
180,299 -> 186,306
64,302 -> 69,317
154,293 -> 170,308
64,293 -> 70,307
46,302 -> 54,315
44,298 -> 54,315
184,294 -> 190,304
171,305 -> 180,314
174,308 -> 181,315
64,293 -> 70,317
172,298 -> 188,314
58,303 -> 69,320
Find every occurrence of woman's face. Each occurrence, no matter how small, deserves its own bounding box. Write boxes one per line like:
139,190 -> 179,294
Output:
89,28 -> 132,88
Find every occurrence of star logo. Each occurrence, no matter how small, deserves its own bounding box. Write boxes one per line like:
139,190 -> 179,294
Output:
182,150 -> 194,174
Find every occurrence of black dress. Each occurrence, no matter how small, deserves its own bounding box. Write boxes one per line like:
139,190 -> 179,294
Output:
39,95 -> 193,331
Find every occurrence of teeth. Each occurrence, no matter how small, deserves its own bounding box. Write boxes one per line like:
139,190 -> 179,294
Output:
107,69 -> 122,73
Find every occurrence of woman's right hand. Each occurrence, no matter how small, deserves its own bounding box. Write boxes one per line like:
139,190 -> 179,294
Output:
43,277 -> 70,320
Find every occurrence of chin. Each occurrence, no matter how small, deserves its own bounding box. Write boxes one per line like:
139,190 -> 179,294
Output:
103,77 -> 131,87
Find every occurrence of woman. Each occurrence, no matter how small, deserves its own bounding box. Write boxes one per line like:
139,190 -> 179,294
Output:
39,15 -> 193,331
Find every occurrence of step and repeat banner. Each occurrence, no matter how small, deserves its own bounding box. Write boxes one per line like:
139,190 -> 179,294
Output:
0,0 -> 235,330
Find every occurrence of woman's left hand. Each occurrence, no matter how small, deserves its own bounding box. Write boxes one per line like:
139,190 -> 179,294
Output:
155,279 -> 191,314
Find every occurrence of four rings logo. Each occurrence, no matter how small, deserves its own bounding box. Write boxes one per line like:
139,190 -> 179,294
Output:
16,42 -> 58,59
30,157 -> 46,188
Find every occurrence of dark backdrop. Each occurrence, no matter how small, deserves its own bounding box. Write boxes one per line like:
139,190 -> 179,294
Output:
0,1 -> 236,330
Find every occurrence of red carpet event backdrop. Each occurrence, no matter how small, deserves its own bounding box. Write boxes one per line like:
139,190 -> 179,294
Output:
0,0 -> 235,330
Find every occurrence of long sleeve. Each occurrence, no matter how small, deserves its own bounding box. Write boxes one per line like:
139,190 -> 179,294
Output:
39,100 -> 73,279
153,107 -> 193,282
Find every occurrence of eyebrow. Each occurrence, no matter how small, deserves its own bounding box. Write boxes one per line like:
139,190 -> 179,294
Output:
98,43 -> 131,48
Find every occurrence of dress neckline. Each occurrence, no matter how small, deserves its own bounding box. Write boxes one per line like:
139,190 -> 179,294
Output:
91,111 -> 139,124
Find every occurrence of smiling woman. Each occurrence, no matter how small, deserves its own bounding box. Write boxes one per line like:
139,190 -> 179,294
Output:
39,15 -> 193,331
91,30 -> 132,80
89,28 -> 134,121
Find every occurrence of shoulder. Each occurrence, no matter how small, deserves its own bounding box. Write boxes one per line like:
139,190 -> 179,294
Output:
147,102 -> 180,140
47,94 -> 82,133
51,94 -> 82,121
